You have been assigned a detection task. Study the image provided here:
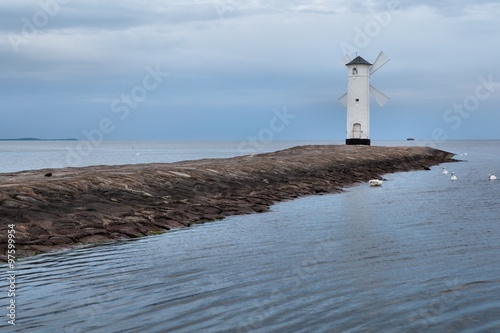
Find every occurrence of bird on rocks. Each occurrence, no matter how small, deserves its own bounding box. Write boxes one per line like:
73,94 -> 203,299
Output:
369,179 -> 383,186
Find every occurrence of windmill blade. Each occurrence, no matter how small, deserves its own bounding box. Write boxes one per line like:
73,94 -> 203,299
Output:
338,92 -> 348,107
370,51 -> 390,75
340,53 -> 351,66
370,85 -> 390,107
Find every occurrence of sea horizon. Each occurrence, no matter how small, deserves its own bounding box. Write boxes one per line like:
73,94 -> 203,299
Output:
0,139 -> 492,174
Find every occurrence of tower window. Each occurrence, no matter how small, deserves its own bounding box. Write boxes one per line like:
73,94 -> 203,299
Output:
355,98 -> 359,102
352,68 -> 358,75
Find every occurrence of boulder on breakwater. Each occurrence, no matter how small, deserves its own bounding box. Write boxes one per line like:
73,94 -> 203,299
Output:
0,145 -> 457,261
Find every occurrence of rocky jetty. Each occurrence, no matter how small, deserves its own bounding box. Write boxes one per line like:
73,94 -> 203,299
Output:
0,145 -> 456,261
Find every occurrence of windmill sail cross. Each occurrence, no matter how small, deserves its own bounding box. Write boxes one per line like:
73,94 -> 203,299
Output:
370,51 -> 390,75
341,53 -> 351,66
369,84 -> 390,107
339,92 -> 348,107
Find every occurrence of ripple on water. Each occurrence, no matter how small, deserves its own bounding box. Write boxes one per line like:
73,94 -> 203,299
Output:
3,141 -> 500,332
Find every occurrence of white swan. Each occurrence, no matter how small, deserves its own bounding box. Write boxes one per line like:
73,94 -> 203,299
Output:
442,167 -> 448,175
450,172 -> 457,181
488,174 -> 497,180
369,179 -> 383,186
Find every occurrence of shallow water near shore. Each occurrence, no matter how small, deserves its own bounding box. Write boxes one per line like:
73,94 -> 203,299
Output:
1,140 -> 500,332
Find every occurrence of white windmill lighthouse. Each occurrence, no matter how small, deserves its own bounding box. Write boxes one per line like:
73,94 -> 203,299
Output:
339,52 -> 390,145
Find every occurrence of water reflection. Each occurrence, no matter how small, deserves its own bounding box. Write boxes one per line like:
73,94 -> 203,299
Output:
2,141 -> 500,332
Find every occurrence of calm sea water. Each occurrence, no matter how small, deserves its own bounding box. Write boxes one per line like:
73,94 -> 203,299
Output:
0,140 -> 335,173
1,140 -> 500,332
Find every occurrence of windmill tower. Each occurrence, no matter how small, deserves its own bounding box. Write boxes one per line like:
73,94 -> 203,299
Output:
339,52 -> 390,145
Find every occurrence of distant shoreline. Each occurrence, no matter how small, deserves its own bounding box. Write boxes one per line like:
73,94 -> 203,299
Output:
0,138 -> 78,141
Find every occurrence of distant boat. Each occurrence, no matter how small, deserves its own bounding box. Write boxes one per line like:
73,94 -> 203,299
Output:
407,137 -> 415,141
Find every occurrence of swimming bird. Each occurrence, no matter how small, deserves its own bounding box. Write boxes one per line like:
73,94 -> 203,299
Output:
450,172 -> 457,181
442,167 -> 448,175
369,179 -> 383,186
488,174 -> 497,180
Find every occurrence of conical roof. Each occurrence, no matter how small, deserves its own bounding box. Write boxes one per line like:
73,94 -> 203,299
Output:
346,56 -> 372,66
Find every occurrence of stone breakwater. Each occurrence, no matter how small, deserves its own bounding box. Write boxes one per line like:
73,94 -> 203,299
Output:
0,145 -> 456,261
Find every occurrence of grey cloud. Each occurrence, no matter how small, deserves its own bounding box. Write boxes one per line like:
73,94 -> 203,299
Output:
1,0 -> 500,141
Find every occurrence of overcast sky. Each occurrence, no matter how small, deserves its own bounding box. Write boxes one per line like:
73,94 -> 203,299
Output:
1,0 -> 500,142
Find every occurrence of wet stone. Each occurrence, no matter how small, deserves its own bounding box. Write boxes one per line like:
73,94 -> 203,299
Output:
0,145 -> 457,261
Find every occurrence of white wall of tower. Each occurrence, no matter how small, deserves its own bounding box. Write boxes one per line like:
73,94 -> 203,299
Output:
346,63 -> 370,140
